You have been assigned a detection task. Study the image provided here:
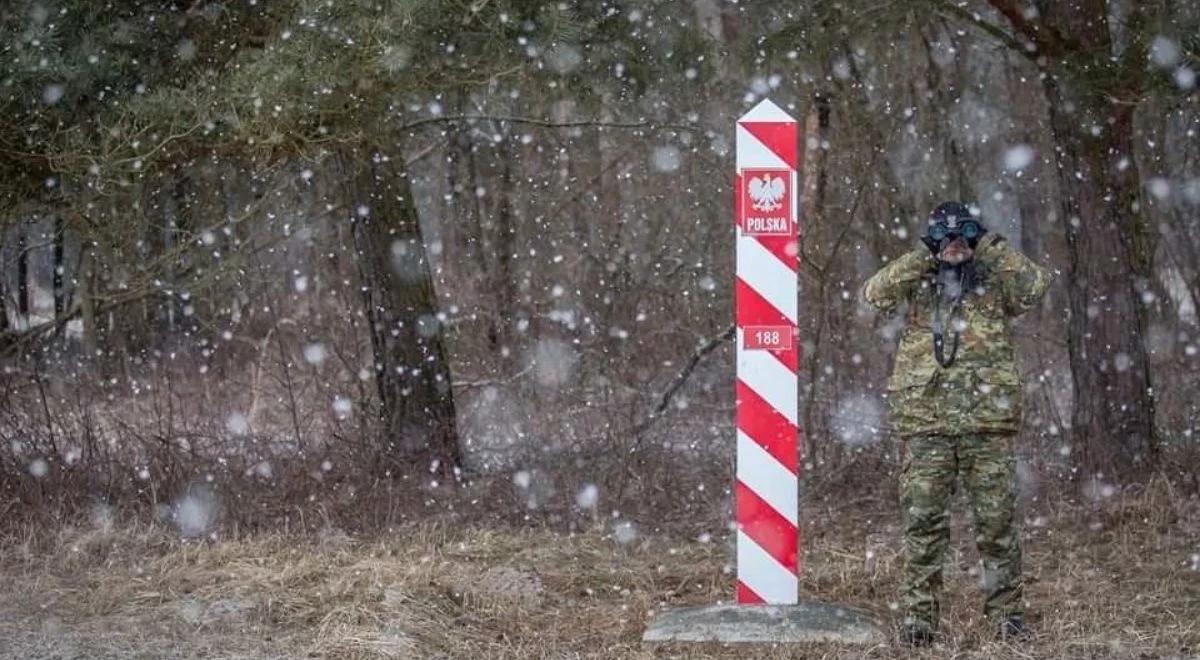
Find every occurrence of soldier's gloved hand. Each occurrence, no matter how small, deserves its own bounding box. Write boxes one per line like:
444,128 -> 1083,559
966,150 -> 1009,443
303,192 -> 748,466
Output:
937,237 -> 974,266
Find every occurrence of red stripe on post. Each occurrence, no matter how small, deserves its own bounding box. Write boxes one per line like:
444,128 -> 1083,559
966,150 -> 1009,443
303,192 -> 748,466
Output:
738,121 -> 798,169
736,580 -> 766,605
735,380 -> 798,473
736,480 -> 799,573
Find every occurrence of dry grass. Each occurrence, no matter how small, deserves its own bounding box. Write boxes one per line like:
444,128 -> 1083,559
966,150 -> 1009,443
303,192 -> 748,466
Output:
0,478 -> 1197,659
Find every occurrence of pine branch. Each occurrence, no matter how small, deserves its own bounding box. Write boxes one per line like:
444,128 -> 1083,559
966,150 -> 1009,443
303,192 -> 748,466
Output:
1113,0 -> 1160,101
930,1 -> 1031,58
983,0 -> 1071,57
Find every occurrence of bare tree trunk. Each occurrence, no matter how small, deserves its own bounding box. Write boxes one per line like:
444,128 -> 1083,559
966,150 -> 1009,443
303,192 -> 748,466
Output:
492,138 -> 517,359
53,215 -> 64,317
79,244 -> 98,357
801,94 -> 830,464
340,145 -> 461,470
919,24 -> 973,201
16,226 -> 29,320
0,250 -> 8,333
460,129 -> 500,353
1043,78 -> 1157,475
162,172 -> 189,336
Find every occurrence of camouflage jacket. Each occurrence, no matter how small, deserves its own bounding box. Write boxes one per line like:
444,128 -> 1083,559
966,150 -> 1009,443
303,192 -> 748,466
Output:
862,234 -> 1051,438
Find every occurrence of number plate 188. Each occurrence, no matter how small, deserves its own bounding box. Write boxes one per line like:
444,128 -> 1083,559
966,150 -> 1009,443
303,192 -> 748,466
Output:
743,325 -> 793,351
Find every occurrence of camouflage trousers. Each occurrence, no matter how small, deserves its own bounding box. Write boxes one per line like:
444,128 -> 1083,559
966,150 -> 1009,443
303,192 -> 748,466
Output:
900,433 -> 1023,629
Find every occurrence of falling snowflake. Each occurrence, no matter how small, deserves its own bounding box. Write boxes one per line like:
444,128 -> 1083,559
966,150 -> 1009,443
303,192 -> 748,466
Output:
576,484 -> 599,509
303,343 -> 327,365
1003,144 -> 1035,171
226,412 -> 249,436
614,520 -> 639,545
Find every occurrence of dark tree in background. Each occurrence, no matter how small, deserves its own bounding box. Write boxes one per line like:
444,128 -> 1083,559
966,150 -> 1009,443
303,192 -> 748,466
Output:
342,146 -> 460,470
970,0 -> 1162,474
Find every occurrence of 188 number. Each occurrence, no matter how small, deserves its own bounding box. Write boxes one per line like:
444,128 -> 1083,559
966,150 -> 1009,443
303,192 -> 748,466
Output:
744,325 -> 792,350
754,330 -> 782,346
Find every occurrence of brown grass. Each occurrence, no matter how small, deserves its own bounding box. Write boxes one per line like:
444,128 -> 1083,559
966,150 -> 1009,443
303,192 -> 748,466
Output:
0,478 -> 1197,659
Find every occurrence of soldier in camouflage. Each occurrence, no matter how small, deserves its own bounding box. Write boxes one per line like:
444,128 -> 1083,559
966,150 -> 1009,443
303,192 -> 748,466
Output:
861,202 -> 1050,645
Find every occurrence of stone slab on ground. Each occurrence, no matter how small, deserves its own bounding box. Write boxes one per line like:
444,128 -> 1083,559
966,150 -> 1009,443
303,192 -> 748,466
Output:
643,602 -> 885,645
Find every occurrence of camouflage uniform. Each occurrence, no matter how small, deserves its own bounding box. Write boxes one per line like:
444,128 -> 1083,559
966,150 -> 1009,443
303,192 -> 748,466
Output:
861,233 -> 1050,631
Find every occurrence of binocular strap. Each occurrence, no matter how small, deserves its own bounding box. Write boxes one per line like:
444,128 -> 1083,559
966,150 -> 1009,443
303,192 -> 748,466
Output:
931,266 -> 966,368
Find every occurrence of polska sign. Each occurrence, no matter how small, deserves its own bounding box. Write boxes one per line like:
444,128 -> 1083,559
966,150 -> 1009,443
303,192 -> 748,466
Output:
738,168 -> 794,236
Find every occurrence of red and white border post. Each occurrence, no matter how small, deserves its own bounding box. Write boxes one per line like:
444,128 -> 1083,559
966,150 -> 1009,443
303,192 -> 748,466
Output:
734,99 -> 800,605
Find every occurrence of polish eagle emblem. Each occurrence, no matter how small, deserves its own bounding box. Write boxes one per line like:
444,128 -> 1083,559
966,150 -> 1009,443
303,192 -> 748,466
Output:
748,173 -> 786,212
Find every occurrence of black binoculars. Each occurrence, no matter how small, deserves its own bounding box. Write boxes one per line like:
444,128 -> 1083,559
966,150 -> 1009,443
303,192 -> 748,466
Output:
927,220 -> 983,243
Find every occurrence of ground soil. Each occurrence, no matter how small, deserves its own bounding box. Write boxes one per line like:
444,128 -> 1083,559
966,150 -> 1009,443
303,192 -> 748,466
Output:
1,479 -> 1197,659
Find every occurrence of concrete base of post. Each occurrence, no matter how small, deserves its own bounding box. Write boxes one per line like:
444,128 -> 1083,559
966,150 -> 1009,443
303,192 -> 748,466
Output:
642,602 -> 886,645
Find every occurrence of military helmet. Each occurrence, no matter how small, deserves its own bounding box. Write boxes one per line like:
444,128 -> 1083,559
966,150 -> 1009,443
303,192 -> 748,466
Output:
926,201 -> 986,249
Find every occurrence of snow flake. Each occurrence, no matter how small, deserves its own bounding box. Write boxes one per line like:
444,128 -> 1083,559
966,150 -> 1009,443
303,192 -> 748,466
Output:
545,44 -> 583,74
175,491 -> 216,538
42,84 -> 64,105
1147,177 -> 1171,201
529,339 -> 577,387
614,520 -> 638,545
177,40 -> 198,61
29,458 -> 49,478
226,412 -> 249,435
651,145 -> 681,173
575,484 -> 599,509
303,343 -> 326,365
832,58 -> 851,80
1151,35 -> 1180,66
1003,144 -> 1035,171
1175,67 -> 1196,90
381,45 -> 413,72
513,470 -> 532,489
831,394 -> 884,447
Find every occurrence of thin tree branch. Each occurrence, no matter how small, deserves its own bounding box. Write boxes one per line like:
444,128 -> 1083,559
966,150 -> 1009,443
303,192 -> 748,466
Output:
631,323 -> 736,437
400,114 -> 698,133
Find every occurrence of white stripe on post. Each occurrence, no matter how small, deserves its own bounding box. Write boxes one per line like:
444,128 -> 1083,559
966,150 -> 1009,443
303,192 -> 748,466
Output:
736,529 -> 799,604
735,235 -> 798,323
735,329 -> 799,427
736,430 -> 798,526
